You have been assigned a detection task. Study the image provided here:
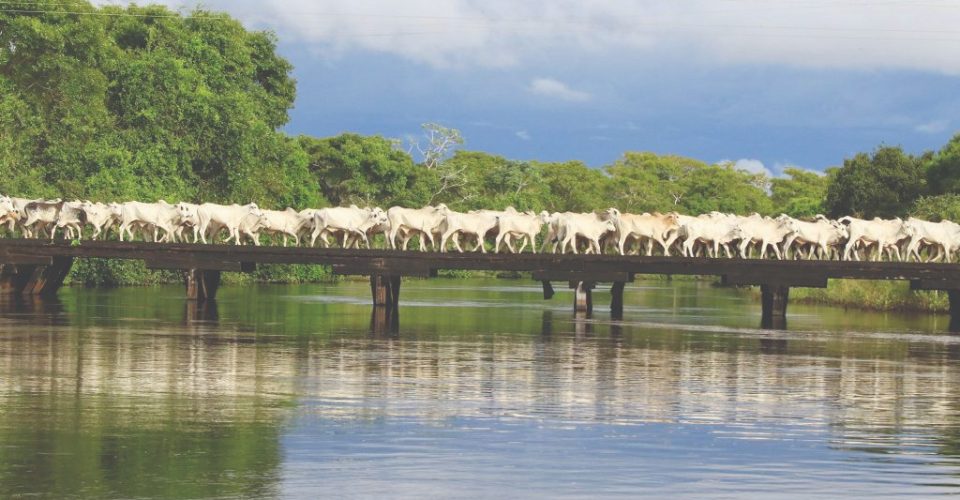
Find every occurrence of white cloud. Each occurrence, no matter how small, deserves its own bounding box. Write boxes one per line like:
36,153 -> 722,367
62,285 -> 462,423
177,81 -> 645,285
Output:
515,130 -> 531,141
915,119 -> 950,134
528,78 -> 592,102
728,158 -> 773,178
93,0 -> 960,74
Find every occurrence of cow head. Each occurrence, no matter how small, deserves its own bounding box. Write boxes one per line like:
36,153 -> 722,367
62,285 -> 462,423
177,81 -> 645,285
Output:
0,196 -> 18,221
246,203 -> 264,218
604,207 -> 621,221
175,202 -> 197,226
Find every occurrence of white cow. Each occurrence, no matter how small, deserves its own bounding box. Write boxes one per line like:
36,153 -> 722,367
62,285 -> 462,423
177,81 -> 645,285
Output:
22,199 -> 64,240
779,216 -> 848,260
51,200 -> 86,240
604,209 -> 680,256
259,208 -> 313,246
839,216 -> 909,261
311,206 -> 387,248
81,202 -> 121,240
902,217 -> 960,262
439,209 -> 499,253
679,214 -> 744,258
386,204 -> 448,251
0,196 -> 21,231
118,201 -> 191,242
495,211 -> 548,253
736,213 -> 791,259
554,213 -> 616,254
196,203 -> 263,245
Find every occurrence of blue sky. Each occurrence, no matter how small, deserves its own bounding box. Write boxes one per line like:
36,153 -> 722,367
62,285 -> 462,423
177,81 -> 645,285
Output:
100,0 -> 960,175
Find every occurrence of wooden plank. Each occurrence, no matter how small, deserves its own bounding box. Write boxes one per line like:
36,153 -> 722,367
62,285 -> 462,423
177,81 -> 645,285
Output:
0,253 -> 54,266
910,279 -> 960,291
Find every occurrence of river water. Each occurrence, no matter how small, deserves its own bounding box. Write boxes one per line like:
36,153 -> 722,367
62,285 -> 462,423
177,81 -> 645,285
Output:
1,278 -> 959,498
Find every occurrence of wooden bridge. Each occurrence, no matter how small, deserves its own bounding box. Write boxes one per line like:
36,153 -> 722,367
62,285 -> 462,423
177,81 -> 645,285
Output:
1,238 -> 959,331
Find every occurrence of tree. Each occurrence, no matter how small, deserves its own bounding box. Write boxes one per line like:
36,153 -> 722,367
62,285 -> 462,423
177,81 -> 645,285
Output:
925,133 -> 960,195
911,194 -> 960,222
536,161 -> 609,213
298,133 -> 428,207
770,167 -> 829,217
431,151 -> 542,210
604,152 -> 771,215
824,146 -> 927,218
408,122 -> 463,169
0,2 -> 314,207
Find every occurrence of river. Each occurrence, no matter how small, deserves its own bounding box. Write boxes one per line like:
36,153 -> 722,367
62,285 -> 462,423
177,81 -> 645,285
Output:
1,278 -> 959,498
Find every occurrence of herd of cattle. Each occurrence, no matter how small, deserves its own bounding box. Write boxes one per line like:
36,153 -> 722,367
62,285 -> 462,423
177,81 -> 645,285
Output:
0,196 -> 957,261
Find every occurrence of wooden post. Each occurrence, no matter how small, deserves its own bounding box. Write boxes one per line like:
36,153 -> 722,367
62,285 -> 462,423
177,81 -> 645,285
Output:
28,257 -> 74,298
370,274 -> 389,306
760,284 -> 789,329
541,280 -> 555,300
185,269 -> 221,302
185,298 -> 219,323
571,281 -> 594,314
0,258 -> 74,298
0,265 -> 16,293
370,274 -> 401,309
370,274 -> 401,335
949,290 -> 960,333
610,281 -> 625,319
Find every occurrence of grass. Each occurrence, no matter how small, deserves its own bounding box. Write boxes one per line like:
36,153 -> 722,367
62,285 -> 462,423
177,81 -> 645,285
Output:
784,280 -> 949,313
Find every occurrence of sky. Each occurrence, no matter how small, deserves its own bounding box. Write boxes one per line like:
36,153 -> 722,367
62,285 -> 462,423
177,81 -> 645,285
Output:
94,0 -> 960,175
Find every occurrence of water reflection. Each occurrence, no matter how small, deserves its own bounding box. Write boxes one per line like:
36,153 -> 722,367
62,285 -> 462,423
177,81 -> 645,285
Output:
0,280 -> 959,496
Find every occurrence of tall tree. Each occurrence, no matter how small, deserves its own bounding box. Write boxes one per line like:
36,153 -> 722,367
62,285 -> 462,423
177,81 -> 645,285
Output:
770,167 -> 830,217
0,2 -> 318,208
298,133 -> 429,207
824,146 -> 927,218
925,133 -> 960,195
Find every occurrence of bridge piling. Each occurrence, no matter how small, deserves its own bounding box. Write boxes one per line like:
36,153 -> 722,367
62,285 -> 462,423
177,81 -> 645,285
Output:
760,284 -> 789,329
0,258 -> 73,298
185,269 -> 221,302
949,291 -> 960,332
571,281 -> 594,314
370,274 -> 401,309
611,281 -> 626,319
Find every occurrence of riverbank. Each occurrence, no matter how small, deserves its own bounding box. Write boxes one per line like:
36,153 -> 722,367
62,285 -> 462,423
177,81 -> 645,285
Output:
786,280 -> 949,313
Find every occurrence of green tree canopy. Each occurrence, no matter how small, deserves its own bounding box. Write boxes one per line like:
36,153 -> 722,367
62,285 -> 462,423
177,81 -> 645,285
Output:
925,134 -> 960,195
604,152 -> 772,215
298,133 -> 428,208
911,194 -> 960,222
536,160 -> 609,213
824,146 -> 927,218
770,167 -> 829,217
0,1 -> 319,208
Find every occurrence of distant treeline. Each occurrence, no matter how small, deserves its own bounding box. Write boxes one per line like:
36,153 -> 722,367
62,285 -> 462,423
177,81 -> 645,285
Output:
2,2 -> 960,287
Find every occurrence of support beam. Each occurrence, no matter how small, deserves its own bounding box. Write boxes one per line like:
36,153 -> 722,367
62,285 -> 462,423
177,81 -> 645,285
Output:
185,269 -> 221,302
370,274 -> 401,335
610,281 -> 625,319
949,290 -> 960,333
760,284 -> 789,329
571,281 -> 594,315
0,258 -> 74,298
370,274 -> 401,309
541,280 -> 555,300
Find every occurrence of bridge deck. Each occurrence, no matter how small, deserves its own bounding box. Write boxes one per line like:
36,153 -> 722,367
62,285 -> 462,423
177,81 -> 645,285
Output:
0,238 -> 959,288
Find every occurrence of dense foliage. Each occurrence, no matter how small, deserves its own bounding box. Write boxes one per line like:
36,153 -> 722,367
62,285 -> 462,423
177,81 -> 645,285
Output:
0,1 -> 320,208
2,3 -> 960,289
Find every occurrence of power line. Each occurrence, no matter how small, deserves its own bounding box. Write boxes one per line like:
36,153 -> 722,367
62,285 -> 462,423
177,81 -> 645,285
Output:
1,3 -> 958,42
